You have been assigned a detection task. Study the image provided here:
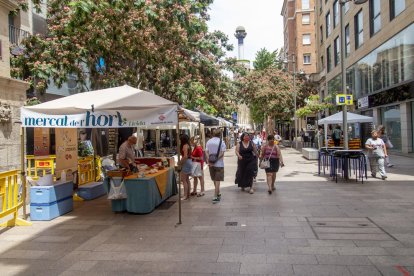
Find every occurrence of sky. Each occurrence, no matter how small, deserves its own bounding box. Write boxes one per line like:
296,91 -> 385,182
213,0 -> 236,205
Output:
207,0 -> 284,66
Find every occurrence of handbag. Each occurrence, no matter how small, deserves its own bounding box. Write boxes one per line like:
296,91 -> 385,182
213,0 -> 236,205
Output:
107,177 -> 127,200
260,145 -> 275,169
208,138 -> 222,164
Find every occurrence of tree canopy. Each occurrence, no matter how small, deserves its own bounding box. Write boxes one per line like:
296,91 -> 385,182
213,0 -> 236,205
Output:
11,0 -> 239,116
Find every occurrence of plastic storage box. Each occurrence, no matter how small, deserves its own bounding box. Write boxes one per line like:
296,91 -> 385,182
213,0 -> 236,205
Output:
30,196 -> 73,221
30,181 -> 73,204
77,182 -> 106,200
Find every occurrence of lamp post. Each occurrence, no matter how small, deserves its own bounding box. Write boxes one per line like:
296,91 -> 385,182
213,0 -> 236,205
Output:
339,0 -> 368,149
283,55 -> 305,149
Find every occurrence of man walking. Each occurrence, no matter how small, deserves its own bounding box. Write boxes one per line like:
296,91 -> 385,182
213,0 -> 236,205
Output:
205,129 -> 227,204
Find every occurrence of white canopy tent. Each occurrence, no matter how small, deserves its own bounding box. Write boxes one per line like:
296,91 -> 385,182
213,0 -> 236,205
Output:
21,85 -> 179,128
318,111 -> 374,147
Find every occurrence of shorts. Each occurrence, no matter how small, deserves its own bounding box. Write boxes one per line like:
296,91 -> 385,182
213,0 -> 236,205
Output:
209,166 -> 224,181
192,162 -> 203,177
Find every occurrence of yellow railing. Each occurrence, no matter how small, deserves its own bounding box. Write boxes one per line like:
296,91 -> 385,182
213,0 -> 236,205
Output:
0,170 -> 31,227
26,155 -> 56,179
78,156 -> 95,185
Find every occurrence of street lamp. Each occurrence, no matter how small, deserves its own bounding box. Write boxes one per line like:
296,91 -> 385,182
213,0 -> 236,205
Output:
282,55 -> 305,149
339,0 -> 368,149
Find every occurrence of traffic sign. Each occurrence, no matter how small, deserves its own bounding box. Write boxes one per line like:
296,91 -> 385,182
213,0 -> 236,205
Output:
336,94 -> 353,106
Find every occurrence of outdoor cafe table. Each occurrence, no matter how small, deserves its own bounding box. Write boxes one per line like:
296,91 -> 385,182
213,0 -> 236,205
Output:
332,149 -> 366,182
103,167 -> 177,214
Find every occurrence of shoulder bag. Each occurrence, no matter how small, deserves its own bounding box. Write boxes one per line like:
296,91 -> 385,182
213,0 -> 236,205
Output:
208,138 -> 222,164
260,145 -> 275,169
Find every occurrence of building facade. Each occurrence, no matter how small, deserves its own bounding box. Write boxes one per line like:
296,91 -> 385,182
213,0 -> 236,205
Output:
315,0 -> 413,153
0,0 -> 30,171
281,0 -> 318,75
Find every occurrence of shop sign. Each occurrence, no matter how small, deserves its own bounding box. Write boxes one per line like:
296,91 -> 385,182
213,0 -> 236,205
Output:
358,96 -> 369,109
336,94 -> 353,106
21,107 -> 177,128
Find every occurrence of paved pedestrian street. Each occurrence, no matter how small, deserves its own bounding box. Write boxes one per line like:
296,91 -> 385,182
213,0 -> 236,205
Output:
1,147 -> 414,276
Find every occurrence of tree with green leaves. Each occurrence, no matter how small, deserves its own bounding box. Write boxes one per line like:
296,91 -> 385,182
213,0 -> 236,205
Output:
239,48 -> 293,133
11,0 -> 238,116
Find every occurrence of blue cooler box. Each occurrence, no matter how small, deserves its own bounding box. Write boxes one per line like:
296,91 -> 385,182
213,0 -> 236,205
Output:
30,196 -> 73,221
30,181 -> 73,204
78,182 -> 106,200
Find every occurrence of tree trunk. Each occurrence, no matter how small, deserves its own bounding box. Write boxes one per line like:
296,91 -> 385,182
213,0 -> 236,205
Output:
266,115 -> 274,135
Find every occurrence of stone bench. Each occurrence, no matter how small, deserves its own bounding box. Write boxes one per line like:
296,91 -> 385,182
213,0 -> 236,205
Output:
302,148 -> 319,160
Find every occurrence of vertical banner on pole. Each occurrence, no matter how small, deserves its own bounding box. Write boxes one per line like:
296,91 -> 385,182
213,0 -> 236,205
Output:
34,128 -> 50,156
55,128 -> 78,180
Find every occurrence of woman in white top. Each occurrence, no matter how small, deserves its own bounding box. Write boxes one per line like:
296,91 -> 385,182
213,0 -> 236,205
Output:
365,130 -> 388,180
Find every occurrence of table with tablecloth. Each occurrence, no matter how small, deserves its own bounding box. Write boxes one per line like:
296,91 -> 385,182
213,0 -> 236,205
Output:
103,167 -> 177,214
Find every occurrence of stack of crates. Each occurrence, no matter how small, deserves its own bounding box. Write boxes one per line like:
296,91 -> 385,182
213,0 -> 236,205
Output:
30,181 -> 73,221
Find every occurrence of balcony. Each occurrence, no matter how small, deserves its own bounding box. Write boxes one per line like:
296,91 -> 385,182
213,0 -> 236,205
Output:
9,25 -> 30,46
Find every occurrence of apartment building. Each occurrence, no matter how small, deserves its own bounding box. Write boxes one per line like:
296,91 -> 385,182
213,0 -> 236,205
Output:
281,0 -> 318,76
315,0 -> 413,153
0,0 -> 31,171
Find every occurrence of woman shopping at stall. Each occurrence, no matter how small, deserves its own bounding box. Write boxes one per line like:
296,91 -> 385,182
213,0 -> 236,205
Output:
260,135 -> 284,194
235,132 -> 258,194
191,136 -> 205,197
179,134 -> 193,200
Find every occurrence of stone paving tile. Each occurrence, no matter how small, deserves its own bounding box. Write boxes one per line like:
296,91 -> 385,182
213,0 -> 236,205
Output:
288,246 -> 339,255
386,247 -> 414,256
317,233 -> 393,240
347,265 -> 382,276
375,265 -> 410,276
239,263 -> 294,275
369,255 -> 414,266
336,247 -> 390,256
307,239 -> 356,247
217,253 -> 266,263
353,240 -> 405,248
127,252 -> 218,262
0,249 -> 48,259
316,255 -> 373,265
266,254 -> 318,264
293,264 -> 352,276
67,260 -> 98,271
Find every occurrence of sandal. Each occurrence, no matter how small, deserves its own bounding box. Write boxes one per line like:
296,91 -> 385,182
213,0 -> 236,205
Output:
197,192 -> 205,197
181,197 -> 189,200
190,192 -> 197,196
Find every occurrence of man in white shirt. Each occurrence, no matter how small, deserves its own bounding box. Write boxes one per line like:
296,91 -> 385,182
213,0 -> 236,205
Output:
205,129 -> 226,204
118,136 -> 138,170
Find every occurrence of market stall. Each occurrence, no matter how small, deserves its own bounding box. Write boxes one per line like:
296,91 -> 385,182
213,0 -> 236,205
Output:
318,111 -> 374,149
21,85 -> 186,218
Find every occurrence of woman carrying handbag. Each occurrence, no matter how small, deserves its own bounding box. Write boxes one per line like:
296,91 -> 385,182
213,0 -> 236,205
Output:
260,135 -> 284,194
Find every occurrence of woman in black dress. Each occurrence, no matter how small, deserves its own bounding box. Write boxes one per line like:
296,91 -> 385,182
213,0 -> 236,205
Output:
235,132 -> 258,194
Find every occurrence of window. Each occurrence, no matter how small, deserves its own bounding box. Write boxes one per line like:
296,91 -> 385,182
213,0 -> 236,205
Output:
302,0 -> 310,10
321,55 -> 325,70
303,54 -> 311,64
354,10 -> 364,49
320,25 -> 323,43
302,13 -> 310,24
326,11 -> 331,37
333,0 -> 339,27
327,45 -> 332,72
370,0 -> 381,36
303,34 -> 311,45
0,40 -> 2,60
345,24 -> 350,57
344,2 -> 350,13
334,36 -> 340,66
390,0 -> 405,20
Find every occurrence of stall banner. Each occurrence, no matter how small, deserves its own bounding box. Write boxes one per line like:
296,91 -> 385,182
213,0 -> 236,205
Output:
55,128 -> 78,180
21,106 -> 178,128
34,127 -> 50,156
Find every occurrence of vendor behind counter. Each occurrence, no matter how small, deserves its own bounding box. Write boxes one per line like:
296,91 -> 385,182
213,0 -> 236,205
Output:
118,135 -> 138,171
